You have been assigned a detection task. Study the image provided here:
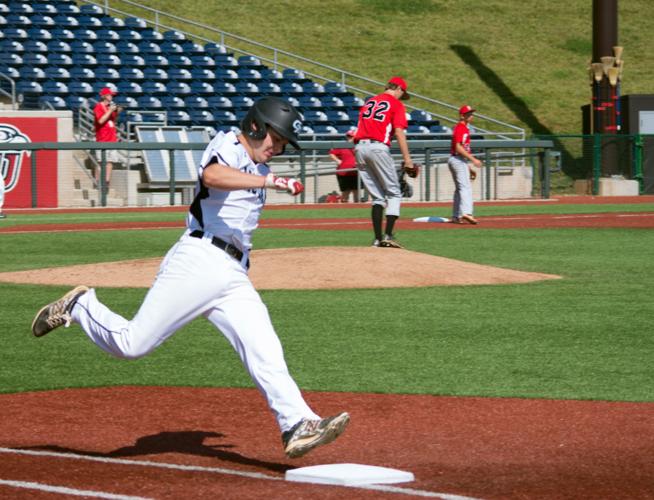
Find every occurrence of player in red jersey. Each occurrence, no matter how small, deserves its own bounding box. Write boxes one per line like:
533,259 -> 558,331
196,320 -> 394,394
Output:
94,87 -> 123,192
448,105 -> 483,224
353,76 -> 415,248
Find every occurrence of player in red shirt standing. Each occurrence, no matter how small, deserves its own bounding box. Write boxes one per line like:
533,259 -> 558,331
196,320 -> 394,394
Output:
353,76 -> 415,248
94,87 -> 123,192
448,105 -> 483,224
329,129 -> 360,203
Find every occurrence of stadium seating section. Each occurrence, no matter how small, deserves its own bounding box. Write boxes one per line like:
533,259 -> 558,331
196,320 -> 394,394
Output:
0,0 -> 447,136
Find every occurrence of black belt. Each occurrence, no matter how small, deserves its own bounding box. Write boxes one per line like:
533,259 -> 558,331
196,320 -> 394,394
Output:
189,230 -> 248,267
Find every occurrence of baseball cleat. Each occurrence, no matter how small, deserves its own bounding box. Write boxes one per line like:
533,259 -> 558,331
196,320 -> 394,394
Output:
31,285 -> 89,337
461,214 -> 478,225
282,412 -> 350,458
380,235 -> 403,248
371,239 -> 381,247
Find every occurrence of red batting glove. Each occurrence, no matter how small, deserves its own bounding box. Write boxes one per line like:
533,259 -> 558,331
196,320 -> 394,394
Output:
264,173 -> 305,196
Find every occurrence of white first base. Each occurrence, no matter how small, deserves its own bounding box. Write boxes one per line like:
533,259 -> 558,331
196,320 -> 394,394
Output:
285,463 -> 414,486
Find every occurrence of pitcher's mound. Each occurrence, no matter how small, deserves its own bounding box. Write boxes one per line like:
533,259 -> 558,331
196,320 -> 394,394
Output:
0,247 -> 559,289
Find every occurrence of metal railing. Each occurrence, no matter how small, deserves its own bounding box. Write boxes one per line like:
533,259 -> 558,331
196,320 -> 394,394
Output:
0,139 -> 553,207
83,0 -> 524,140
0,72 -> 17,110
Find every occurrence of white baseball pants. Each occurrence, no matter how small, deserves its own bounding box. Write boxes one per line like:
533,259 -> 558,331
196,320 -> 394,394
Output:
448,155 -> 474,218
71,233 -> 320,432
354,141 -> 401,216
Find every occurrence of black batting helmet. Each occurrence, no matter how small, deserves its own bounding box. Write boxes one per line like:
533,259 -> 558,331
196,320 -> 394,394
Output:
240,97 -> 303,150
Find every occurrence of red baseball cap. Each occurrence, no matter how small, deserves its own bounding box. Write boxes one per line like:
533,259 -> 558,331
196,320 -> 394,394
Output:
459,105 -> 475,115
345,128 -> 357,137
100,87 -> 117,96
388,76 -> 410,100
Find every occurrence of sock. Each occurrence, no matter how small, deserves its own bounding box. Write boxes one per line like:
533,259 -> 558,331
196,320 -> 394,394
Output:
372,205 -> 384,240
385,215 -> 398,237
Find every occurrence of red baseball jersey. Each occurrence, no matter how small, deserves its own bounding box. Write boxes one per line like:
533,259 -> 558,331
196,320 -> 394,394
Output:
329,148 -> 357,177
450,121 -> 471,156
354,93 -> 408,146
94,102 -> 118,142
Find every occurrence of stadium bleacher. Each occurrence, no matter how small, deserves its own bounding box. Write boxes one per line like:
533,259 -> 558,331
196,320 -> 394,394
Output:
0,0 -> 444,135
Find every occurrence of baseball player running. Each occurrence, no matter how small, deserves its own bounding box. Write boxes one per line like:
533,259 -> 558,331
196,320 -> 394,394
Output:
31,97 -> 349,459
354,76 -> 415,248
448,105 -> 482,225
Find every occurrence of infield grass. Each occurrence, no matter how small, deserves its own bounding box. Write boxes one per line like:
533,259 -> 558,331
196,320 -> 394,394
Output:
1,204 -> 653,403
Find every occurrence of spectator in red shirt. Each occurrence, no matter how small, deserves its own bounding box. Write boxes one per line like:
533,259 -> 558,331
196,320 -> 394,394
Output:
329,129 -> 360,203
448,105 -> 483,224
353,76 -> 414,248
94,87 -> 123,191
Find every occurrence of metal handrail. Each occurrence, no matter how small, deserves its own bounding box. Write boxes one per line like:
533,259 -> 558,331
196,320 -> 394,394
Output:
0,72 -> 17,110
85,0 -> 524,139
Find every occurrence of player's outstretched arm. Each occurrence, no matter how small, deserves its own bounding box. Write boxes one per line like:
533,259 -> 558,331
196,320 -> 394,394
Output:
202,162 -> 269,191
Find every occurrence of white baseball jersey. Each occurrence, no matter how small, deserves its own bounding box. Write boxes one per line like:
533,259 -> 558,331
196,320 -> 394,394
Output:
187,131 -> 269,253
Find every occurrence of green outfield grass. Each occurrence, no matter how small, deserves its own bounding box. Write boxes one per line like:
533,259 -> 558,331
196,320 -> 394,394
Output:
1,204 -> 653,402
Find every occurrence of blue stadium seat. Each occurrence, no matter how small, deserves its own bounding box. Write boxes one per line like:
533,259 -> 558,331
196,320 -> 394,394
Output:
31,14 -> 55,27
95,66 -> 120,82
42,80 -> 69,95
39,95 -> 68,109
189,81 -> 214,95
19,66 -> 46,81
119,67 -> 145,81
68,81 -> 94,98
191,68 -> 215,82
160,40 -> 183,54
6,14 -> 31,26
280,81 -> 303,96
9,2 -> 33,14
179,40 -> 204,55
142,81 -> 167,95
212,81 -> 237,96
122,54 -> 146,68
326,110 -> 350,123
214,54 -> 237,67
282,68 -> 306,81
237,68 -> 261,81
93,41 -> 117,54
103,54 -> 122,67
141,112 -> 167,124
142,54 -> 168,68
189,110 -> 215,125
212,110 -> 238,124
44,66 -> 71,81
429,124 -> 447,134
167,110 -> 191,126
303,110 -> 328,123
237,55 -> 263,68
410,109 -> 432,123
190,55 -> 215,68
347,109 -> 361,122
184,96 -> 208,109
286,96 -> 300,108
1,39 -> 24,53
50,28 -> 75,41
119,30 -> 143,42
116,80 -> 143,96
79,3 -> 104,15
214,68 -> 238,83
341,94 -> 364,107
256,81 -> 282,96
166,81 -> 192,95
298,96 -> 322,109
54,2 -> 80,14
70,40 -> 95,54
27,28 -> 53,41
48,52 -> 74,67
116,41 -> 139,54
168,68 -> 192,81
124,17 -> 148,29
299,125 -> 314,135
204,42 -> 227,55
0,15 -> 5,27
231,95 -> 254,108
47,40 -> 71,53
324,81 -> 347,95
77,15 -> 102,29
143,67 -> 168,82
99,15 -> 125,30
0,64 -> 20,79
161,95 -> 185,109
206,95 -> 232,108
3,28 -> 28,40
52,15 -> 78,28
302,81 -> 326,96
72,53 -> 97,66
407,125 -> 430,135
66,95 -> 88,110
33,3 -> 58,14
96,29 -> 120,41
16,80 -> 43,94
320,96 -> 346,109
0,4 -> 7,14
163,30 -> 186,41
70,67 -> 95,81
0,53 -> 22,66
23,52 -> 48,67
140,28 -> 163,42
235,81 -> 259,95
72,28 -> 97,42
312,124 -> 338,135
168,55 -> 192,68
137,95 -> 163,109
138,41 -> 162,54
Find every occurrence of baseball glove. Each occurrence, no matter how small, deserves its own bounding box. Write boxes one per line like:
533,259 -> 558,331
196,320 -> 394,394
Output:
402,162 -> 421,178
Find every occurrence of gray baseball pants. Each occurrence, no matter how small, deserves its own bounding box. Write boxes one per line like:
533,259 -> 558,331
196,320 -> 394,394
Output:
448,155 -> 473,218
354,141 -> 401,216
